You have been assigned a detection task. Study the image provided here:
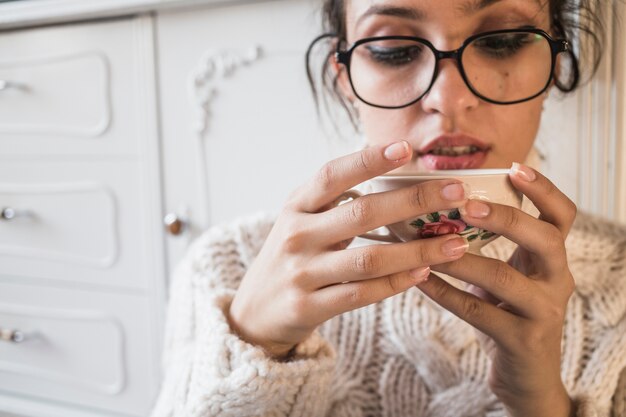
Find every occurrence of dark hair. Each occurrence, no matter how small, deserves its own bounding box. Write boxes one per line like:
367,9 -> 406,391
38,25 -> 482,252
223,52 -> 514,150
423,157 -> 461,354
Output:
306,0 -> 607,130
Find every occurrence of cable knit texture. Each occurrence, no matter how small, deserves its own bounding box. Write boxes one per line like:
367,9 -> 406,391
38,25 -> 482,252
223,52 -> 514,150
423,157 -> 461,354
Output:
151,207 -> 626,417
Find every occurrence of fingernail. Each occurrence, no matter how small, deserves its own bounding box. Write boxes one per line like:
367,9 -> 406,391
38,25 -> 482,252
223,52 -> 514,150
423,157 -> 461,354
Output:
510,162 -> 537,182
384,141 -> 410,161
441,183 -> 469,201
461,199 -> 490,218
442,237 -> 469,257
410,266 -> 430,283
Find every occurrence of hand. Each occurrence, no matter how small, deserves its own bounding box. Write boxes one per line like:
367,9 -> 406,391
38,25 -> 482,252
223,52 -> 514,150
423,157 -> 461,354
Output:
416,164 -> 577,417
228,141 -> 471,359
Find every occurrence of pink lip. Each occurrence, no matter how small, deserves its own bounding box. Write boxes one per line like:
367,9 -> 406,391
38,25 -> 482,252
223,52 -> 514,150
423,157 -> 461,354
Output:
417,133 -> 491,170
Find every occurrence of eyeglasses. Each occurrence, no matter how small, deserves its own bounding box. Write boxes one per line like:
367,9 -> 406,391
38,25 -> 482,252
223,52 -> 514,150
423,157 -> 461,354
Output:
334,28 -> 570,108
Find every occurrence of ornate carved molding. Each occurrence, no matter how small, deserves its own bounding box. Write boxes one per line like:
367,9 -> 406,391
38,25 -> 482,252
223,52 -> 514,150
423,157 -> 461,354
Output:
186,45 -> 263,230
188,45 -> 263,137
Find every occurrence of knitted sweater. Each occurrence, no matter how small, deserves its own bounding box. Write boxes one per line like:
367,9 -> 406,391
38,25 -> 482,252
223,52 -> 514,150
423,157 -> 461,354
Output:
151,208 -> 626,417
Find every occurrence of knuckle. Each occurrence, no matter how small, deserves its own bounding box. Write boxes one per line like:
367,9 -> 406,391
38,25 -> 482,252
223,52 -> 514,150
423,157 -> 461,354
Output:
343,286 -> 366,309
289,261 -> 312,287
432,278 -> 451,300
566,199 -> 578,222
520,327 -> 545,350
532,291 -> 567,324
315,162 -> 336,194
544,226 -> 565,253
492,260 -> 513,289
413,241 -> 432,265
353,247 -> 384,276
537,302 -> 565,328
543,180 -> 559,198
503,209 -> 521,230
285,289 -> 311,323
563,272 -> 576,297
546,303 -> 566,321
346,197 -> 374,227
461,296 -> 484,319
354,149 -> 377,174
281,225 -> 309,254
385,274 -> 404,295
409,184 -> 428,211
282,188 -> 304,213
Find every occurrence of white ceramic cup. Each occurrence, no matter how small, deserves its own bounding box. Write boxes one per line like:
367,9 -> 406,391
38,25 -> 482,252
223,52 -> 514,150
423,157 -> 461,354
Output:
337,169 -> 523,254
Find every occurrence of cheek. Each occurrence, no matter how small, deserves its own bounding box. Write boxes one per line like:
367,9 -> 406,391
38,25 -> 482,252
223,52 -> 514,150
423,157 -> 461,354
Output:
516,101 -> 543,141
495,100 -> 544,158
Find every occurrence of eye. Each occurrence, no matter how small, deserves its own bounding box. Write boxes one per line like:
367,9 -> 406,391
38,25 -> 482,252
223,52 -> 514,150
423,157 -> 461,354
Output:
363,43 -> 425,67
472,32 -> 536,59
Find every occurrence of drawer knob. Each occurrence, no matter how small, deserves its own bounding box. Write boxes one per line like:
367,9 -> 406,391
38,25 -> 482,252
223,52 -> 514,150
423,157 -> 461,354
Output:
1,207 -> 32,221
0,80 -> 26,92
1,207 -> 16,220
0,328 -> 25,343
164,213 -> 186,236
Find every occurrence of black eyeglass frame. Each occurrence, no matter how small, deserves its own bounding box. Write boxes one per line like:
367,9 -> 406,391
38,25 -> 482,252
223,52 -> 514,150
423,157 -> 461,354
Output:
334,28 -> 570,108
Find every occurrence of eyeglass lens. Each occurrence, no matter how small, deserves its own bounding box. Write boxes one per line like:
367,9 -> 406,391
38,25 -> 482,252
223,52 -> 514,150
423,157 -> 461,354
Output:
349,32 -> 553,107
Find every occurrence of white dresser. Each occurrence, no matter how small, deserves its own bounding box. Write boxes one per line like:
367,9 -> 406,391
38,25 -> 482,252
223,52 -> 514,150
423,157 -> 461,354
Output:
0,15 -> 167,417
0,0 -> 624,416
0,1 -> 341,416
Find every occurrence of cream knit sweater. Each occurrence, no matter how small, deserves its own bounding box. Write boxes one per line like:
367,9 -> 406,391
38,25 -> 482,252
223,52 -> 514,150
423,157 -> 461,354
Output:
151,208 -> 626,417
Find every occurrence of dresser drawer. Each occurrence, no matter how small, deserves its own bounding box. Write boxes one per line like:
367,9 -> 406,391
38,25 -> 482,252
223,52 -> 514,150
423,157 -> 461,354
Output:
0,281 -> 159,416
0,159 -> 162,290
0,17 -> 148,156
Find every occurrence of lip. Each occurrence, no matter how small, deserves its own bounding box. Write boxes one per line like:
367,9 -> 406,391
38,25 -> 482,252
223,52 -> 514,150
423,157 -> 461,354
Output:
417,133 -> 491,155
417,133 -> 491,170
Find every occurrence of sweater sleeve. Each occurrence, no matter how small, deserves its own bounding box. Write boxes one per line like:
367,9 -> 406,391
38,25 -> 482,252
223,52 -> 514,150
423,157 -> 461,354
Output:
572,373 -> 626,417
564,213 -> 626,417
572,396 -> 602,417
610,368 -> 626,417
150,213 -> 337,417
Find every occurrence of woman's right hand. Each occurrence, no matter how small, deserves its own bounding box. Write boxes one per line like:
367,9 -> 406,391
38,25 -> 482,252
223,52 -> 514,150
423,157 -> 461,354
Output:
227,141 -> 471,359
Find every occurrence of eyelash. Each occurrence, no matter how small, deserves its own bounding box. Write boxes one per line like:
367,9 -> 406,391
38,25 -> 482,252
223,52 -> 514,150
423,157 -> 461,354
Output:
472,34 -> 531,59
362,31 -> 536,67
366,44 -> 425,66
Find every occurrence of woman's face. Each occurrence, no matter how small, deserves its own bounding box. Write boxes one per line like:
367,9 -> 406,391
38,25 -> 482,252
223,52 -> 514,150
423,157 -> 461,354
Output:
339,0 -> 553,172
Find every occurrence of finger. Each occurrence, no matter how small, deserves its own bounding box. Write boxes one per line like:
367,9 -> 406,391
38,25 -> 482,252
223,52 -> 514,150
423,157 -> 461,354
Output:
465,284 -> 501,306
416,273 -> 520,344
312,267 -> 431,318
432,254 -> 545,318
509,163 -> 577,237
309,235 -> 469,288
311,178 -> 468,247
291,141 -> 413,213
459,199 -> 568,276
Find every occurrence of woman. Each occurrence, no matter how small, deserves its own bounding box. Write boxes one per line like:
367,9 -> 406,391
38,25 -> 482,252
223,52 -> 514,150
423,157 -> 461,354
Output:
152,1 -> 626,416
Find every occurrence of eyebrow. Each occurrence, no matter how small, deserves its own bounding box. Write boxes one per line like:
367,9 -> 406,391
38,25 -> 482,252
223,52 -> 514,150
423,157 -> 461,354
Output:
458,0 -> 504,15
356,0 -> 538,27
356,4 -> 426,26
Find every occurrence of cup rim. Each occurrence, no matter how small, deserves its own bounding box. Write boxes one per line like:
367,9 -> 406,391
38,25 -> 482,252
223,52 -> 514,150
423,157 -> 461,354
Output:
381,168 -> 511,179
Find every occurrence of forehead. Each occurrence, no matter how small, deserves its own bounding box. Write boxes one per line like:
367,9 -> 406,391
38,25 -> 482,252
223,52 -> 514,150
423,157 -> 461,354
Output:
347,0 -> 549,26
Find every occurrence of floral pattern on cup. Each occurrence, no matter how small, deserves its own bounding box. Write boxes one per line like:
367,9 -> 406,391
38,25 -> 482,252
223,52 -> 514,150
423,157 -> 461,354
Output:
410,208 -> 497,242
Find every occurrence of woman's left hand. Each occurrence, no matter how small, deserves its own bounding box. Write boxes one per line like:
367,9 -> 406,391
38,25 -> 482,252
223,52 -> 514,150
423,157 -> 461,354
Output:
416,163 -> 577,417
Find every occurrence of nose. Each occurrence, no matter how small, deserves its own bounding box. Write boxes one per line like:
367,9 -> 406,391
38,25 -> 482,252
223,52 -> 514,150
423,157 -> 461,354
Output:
420,57 -> 480,115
